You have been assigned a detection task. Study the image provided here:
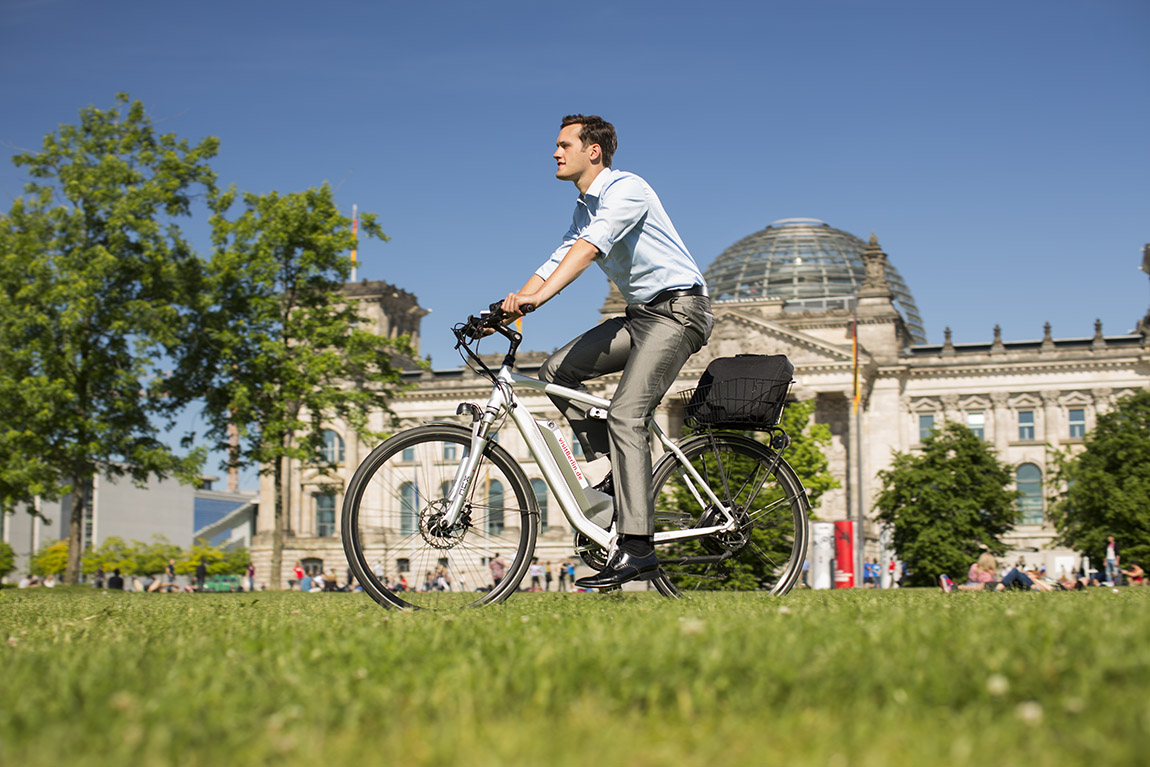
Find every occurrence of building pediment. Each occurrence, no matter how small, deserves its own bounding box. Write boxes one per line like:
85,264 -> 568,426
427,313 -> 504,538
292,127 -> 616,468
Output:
693,308 -> 861,373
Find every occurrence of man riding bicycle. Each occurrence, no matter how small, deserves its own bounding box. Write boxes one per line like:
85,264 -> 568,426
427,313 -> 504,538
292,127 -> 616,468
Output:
501,114 -> 713,589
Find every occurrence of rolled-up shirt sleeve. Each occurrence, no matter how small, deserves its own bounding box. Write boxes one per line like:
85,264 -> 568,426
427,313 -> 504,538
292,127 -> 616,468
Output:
578,176 -> 648,256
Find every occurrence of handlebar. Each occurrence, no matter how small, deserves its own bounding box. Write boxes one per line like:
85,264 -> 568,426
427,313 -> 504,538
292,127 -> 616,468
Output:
452,299 -> 536,377
459,300 -> 535,340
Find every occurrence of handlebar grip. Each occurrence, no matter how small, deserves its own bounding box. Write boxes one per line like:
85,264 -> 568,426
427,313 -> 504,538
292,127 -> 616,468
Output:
521,304 -> 536,314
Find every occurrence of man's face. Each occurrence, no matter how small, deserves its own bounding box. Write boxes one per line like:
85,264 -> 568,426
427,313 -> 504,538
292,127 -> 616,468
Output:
554,123 -> 595,183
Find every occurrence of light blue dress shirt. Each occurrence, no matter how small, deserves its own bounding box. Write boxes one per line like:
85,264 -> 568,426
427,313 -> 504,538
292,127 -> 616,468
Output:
535,168 -> 706,305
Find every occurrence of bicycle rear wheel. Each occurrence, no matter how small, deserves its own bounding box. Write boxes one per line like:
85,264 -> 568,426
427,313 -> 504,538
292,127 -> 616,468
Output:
650,432 -> 810,597
342,425 -> 538,610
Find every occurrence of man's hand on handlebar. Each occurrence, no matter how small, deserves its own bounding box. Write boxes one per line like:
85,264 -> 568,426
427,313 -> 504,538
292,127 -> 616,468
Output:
459,298 -> 537,341
500,292 -> 539,321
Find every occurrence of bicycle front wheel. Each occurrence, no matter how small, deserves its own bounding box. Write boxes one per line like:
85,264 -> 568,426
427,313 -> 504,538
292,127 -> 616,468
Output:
650,432 -> 810,597
342,425 -> 538,610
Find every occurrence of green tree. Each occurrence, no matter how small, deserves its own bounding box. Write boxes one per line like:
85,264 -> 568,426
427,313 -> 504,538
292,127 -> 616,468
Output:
177,542 -> 249,576
29,540 -> 69,577
175,185 -> 415,588
780,398 -> 838,511
1048,389 -> 1150,567
0,540 -> 15,580
0,94 -> 215,583
132,536 -> 184,577
874,422 -> 1019,586
81,536 -> 140,577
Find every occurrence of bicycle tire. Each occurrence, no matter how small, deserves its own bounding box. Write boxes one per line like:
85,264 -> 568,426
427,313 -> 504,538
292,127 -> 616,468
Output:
342,424 -> 538,610
649,432 -> 810,597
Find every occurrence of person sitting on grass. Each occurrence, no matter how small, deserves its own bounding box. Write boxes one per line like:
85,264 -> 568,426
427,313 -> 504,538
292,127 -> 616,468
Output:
941,553 -> 1043,592
940,553 -> 997,592
1121,563 -> 1144,586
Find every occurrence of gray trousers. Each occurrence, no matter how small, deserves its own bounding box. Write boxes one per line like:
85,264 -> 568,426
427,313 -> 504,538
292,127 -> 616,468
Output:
538,295 -> 714,536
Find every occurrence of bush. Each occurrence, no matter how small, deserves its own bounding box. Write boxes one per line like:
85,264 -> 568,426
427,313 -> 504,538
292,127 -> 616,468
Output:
0,540 -> 15,579
29,540 -> 69,577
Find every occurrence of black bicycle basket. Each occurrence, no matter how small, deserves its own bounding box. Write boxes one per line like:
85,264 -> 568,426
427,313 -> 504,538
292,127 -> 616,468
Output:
679,354 -> 794,430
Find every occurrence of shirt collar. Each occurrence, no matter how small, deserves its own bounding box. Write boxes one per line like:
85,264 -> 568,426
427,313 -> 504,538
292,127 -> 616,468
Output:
581,167 -> 614,200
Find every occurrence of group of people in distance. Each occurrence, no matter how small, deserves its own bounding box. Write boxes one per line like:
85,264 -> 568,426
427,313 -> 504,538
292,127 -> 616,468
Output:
291,562 -> 358,593
16,558 -> 257,593
940,551 -> 1145,593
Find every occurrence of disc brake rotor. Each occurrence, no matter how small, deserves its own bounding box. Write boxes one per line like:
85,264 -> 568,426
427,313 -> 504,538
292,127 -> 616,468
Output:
698,505 -> 752,555
419,502 -> 468,549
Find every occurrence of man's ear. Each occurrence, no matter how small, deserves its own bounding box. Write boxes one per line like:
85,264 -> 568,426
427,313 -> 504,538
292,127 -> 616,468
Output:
588,142 -> 602,164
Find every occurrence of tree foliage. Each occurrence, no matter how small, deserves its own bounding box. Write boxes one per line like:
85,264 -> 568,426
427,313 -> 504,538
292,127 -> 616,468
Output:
874,422 -> 1020,586
779,398 -> 838,512
0,540 -> 15,579
29,540 -> 69,577
1048,388 -> 1150,567
79,535 -> 249,577
0,94 -> 215,583
173,185 -> 417,587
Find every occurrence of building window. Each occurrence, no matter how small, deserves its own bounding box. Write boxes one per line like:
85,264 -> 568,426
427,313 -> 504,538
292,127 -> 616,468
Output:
1018,411 -> 1035,441
1016,464 -> 1044,525
966,412 -> 985,440
396,558 -> 410,573
571,435 -> 584,459
315,493 -> 336,537
401,446 -> 415,462
399,482 -> 417,536
488,479 -> 505,535
301,557 -> 324,575
531,478 -> 548,531
443,443 -> 457,461
320,430 -> 345,464
918,414 -> 935,442
1068,409 -> 1086,439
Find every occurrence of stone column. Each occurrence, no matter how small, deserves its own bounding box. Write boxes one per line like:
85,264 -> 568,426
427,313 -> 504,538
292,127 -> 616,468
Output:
1041,390 -> 1061,447
941,393 -> 960,424
990,391 -> 1010,451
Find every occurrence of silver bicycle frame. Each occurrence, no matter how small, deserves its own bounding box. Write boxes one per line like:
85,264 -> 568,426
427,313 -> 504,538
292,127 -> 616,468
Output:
437,362 -> 737,550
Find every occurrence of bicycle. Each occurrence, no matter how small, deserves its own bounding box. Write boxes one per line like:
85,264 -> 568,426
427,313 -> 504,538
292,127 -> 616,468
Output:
341,301 -> 811,610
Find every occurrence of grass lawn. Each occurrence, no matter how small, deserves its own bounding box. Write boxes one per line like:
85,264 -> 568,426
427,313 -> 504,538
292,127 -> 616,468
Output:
1,586 -> 1148,766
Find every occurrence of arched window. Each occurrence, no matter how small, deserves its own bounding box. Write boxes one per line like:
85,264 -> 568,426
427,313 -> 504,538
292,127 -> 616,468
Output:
1016,463 -> 1043,525
488,479 -> 505,535
399,482 -> 417,536
531,478 -> 548,531
315,493 -> 336,537
321,430 -> 345,464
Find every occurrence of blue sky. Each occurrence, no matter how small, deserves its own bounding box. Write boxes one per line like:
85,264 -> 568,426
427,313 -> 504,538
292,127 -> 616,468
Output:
2,0 -> 1147,488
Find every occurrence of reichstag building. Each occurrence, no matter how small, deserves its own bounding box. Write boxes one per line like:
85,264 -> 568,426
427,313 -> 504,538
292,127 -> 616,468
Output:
252,218 -> 1150,588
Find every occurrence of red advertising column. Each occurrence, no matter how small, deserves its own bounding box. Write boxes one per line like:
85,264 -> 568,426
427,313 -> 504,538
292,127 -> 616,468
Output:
834,520 -> 855,589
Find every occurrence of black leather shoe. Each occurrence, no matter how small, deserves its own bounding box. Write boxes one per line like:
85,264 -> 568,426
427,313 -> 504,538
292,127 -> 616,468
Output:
575,548 -> 659,589
593,472 -> 614,497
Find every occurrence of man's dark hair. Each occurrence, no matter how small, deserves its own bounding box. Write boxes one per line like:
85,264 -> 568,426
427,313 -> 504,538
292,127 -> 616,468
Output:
561,114 -> 617,167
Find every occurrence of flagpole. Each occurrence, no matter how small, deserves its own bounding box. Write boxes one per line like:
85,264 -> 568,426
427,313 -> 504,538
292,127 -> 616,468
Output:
351,204 -> 359,282
852,303 -> 864,588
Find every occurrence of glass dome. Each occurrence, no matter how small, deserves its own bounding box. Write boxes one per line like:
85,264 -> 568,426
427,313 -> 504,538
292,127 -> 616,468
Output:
704,218 -> 927,344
